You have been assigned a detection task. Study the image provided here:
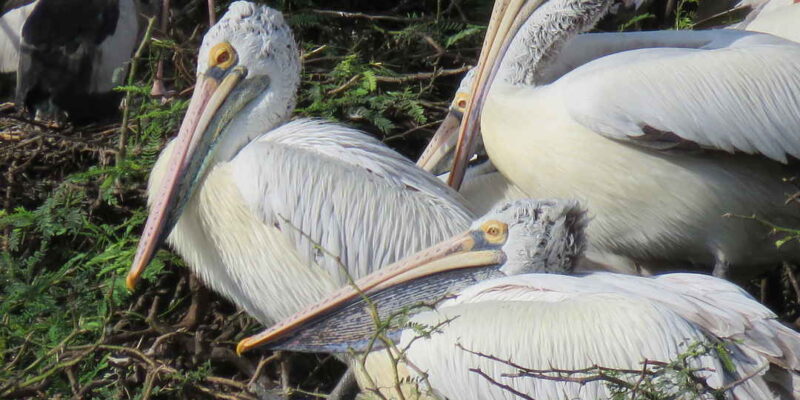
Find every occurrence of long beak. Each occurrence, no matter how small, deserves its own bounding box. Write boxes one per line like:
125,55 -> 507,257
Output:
236,230 -> 506,354
126,67 -> 247,291
416,109 -> 462,174
447,0 -> 542,190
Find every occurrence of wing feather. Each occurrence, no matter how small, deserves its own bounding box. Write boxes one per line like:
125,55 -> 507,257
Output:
560,34 -> 800,163
402,273 -> 799,399
231,119 -> 474,285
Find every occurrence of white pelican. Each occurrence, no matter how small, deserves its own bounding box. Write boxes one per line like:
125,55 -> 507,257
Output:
732,0 -> 800,43
0,0 -> 140,122
418,0 -> 800,279
127,0 -> 472,332
239,199 -> 800,400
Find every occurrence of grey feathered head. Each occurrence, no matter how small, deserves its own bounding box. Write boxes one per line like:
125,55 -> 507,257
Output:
476,199 -> 587,275
197,2 -> 299,83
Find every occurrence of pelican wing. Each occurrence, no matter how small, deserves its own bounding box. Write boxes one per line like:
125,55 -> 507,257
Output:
230,119 -> 474,285
594,273 -> 800,370
560,31 -> 800,163
403,273 -> 798,399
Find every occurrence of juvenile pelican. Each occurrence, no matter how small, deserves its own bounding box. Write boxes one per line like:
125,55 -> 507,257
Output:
419,0 -> 800,279
127,1 -> 471,333
240,199 -> 800,399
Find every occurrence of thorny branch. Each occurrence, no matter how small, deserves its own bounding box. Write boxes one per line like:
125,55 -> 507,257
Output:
456,343 -> 747,400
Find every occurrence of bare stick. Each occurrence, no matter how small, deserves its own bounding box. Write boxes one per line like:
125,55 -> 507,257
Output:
117,17 -> 157,166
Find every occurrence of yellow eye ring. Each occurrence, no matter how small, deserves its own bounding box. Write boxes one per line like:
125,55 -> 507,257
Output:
454,93 -> 469,112
480,220 -> 508,245
210,42 -> 237,69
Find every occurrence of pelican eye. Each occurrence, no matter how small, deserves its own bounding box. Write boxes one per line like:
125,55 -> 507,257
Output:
210,42 -> 237,69
454,93 -> 469,113
480,220 -> 507,245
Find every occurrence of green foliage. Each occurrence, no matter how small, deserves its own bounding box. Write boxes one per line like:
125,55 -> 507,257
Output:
605,341 -> 729,399
298,54 -> 428,134
618,13 -> 656,31
725,213 -> 800,250
0,1 -> 488,396
0,80 -> 182,397
290,10 -> 485,142
674,0 -> 699,30
2,0 -> 796,398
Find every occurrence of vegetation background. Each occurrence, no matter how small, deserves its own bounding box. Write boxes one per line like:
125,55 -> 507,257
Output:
0,0 -> 797,398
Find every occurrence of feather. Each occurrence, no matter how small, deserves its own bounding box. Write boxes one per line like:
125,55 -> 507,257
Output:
400,273 -> 798,400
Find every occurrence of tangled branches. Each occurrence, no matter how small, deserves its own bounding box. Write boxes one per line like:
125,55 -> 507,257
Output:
457,342 -> 760,400
0,265 -> 344,399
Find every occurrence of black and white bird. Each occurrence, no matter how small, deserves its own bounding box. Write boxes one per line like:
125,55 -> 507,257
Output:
0,0 -> 141,122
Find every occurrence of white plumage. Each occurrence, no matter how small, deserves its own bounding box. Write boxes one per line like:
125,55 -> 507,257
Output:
438,160 -> 527,217
733,0 -> 800,43
248,199 -> 800,399
423,0 -> 800,278
150,120 -> 472,323
557,33 -> 800,162
139,1 -> 472,327
485,31 -> 800,277
405,272 -> 800,399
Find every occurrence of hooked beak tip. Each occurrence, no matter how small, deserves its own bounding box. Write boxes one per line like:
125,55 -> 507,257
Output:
125,273 -> 139,291
236,339 -> 253,355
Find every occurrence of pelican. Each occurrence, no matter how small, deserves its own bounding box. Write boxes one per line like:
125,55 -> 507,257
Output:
128,2 -> 475,394
732,0 -> 800,43
0,0 -> 142,122
239,199 -> 800,399
126,5 -> 475,394
417,0 -> 800,279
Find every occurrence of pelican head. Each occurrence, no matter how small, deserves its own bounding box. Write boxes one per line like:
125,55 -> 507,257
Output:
126,1 -> 300,290
420,0 -> 607,189
417,68 -> 477,174
235,198 -> 586,354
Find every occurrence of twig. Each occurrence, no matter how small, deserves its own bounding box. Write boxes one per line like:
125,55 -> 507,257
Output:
784,263 -> 800,304
326,66 -> 472,96
383,120 -> 443,143
326,75 -> 361,96
312,9 -> 419,23
1,344 -> 99,398
301,45 -> 328,61
375,66 -> 471,84
117,16 -> 157,166
719,364 -> 767,392
469,368 -> 535,400
2,160 -> 14,252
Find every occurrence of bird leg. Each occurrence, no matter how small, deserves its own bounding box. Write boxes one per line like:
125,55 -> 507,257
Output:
174,273 -> 209,330
785,263 -> 800,305
711,250 -> 730,279
278,351 -> 291,393
328,368 -> 359,400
